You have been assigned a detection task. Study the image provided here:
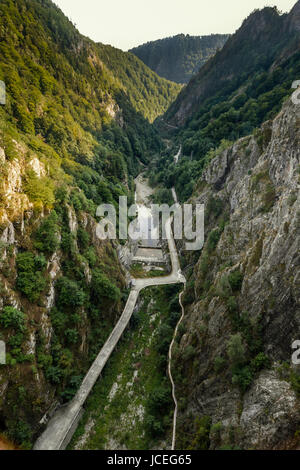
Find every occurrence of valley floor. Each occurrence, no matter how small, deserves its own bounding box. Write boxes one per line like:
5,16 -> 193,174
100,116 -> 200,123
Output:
69,287 -> 178,450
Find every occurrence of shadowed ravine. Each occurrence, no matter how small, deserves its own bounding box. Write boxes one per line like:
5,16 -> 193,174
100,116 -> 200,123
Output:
34,150 -> 185,450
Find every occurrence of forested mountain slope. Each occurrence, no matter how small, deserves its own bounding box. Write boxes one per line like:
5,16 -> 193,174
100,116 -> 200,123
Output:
0,0 -> 180,447
130,34 -> 229,84
153,2 -> 300,202
166,5 -> 300,127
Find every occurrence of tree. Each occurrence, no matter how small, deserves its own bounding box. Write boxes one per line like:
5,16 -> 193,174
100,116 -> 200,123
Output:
56,277 -> 86,308
0,307 -> 25,331
91,269 -> 120,302
34,212 -> 60,255
228,270 -> 243,291
16,252 -> 48,303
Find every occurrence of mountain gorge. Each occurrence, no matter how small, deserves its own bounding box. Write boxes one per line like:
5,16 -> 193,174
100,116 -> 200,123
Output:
0,0 -> 299,451
130,34 -> 229,84
154,3 -> 300,202
165,6 -> 297,127
0,0 -> 180,447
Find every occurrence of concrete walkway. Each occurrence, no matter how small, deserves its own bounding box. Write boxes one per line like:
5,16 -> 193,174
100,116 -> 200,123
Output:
34,216 -> 185,450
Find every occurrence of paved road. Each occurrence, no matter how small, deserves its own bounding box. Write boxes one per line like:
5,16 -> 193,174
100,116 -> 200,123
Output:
34,215 -> 185,450
34,288 -> 140,450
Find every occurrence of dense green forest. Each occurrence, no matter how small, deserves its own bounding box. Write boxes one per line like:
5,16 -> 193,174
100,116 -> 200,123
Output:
130,34 -> 229,84
0,0 -> 181,447
96,43 -> 182,121
0,0 -> 182,209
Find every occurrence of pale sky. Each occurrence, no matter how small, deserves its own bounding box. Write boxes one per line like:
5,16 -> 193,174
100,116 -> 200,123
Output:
54,0 -> 297,51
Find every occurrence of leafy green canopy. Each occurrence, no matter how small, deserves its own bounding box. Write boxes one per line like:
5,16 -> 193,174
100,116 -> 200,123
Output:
176,53 -> 300,160
0,0 -> 180,210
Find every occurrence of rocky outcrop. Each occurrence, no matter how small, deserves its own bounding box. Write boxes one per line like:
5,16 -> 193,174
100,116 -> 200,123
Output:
240,370 -> 298,449
287,0 -> 300,32
174,97 -> 300,449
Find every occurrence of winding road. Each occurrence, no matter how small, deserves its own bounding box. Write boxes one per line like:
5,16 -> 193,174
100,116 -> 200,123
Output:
34,184 -> 185,450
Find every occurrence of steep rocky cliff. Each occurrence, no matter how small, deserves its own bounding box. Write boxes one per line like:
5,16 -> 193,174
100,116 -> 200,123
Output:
0,137 -> 127,447
173,96 -> 300,449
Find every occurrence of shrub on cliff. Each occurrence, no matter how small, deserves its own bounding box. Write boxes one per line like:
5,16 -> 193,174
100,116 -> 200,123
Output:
91,269 -> 121,302
16,252 -> 48,303
56,277 -> 86,308
23,170 -> 55,208
228,270 -> 243,291
0,306 -> 25,331
34,212 -> 60,255
227,333 -> 246,366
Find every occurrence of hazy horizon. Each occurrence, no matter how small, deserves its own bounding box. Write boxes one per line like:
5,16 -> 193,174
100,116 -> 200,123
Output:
54,0 -> 296,50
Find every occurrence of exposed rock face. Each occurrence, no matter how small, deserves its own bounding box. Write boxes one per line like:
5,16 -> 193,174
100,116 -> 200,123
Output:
0,221 -> 15,245
28,157 -> 46,178
240,370 -> 298,449
0,146 -> 5,163
287,0 -> 300,32
67,205 -> 78,233
175,97 -> 300,449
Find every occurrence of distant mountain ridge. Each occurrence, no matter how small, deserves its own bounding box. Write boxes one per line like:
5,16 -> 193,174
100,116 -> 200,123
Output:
129,34 -> 229,84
